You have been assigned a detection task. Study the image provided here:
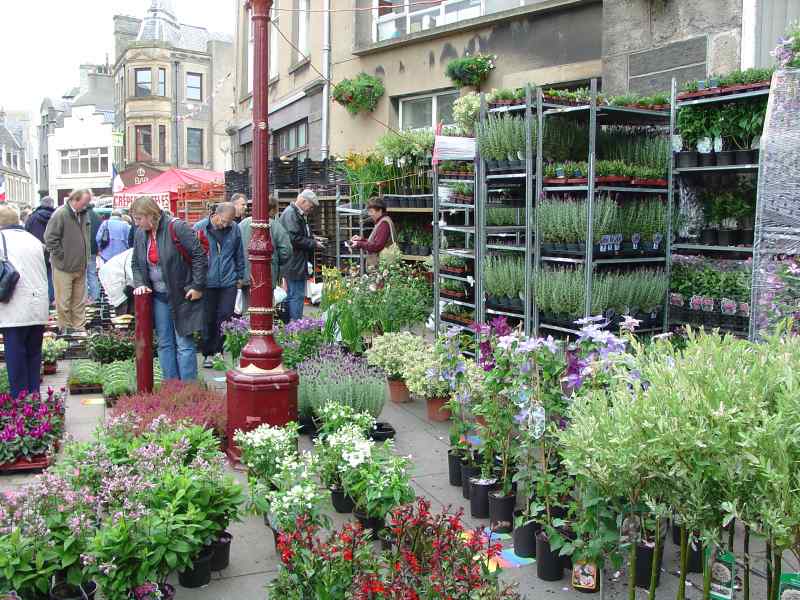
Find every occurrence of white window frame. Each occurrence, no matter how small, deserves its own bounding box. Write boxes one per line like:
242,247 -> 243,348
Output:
247,6 -> 255,94
372,0 -> 527,43
398,90 -> 459,130
296,0 -> 309,59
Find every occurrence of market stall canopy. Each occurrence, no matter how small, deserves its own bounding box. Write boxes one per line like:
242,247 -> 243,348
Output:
113,168 -> 223,211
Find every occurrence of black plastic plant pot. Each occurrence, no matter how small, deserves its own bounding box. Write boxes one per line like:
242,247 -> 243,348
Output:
513,518 -> 538,558
676,151 -> 698,168
370,422 -> 396,442
461,463 -> 480,499
331,486 -> 355,513
701,229 -> 718,246
353,510 -> 385,540
489,491 -> 516,533
298,415 -> 316,436
698,152 -> 716,167
635,542 -> 662,589
470,478 -> 497,519
734,149 -> 751,164
536,533 -> 565,581
178,546 -> 214,588
448,449 -> 463,486
717,229 -> 738,247
716,151 -> 735,166
50,582 -> 97,600
747,148 -> 759,164
740,228 -> 755,245
209,531 -> 233,571
686,541 -> 704,573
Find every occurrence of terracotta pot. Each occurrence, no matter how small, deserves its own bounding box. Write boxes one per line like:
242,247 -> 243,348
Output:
387,377 -> 411,403
426,396 -> 451,422
43,362 -> 58,375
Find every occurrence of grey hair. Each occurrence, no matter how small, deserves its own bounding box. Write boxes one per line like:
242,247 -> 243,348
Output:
112,210 -> 123,217
215,202 -> 235,216
298,189 -> 318,207
39,196 -> 54,208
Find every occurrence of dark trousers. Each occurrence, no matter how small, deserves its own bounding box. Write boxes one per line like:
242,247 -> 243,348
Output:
1,325 -> 45,398
202,286 -> 237,357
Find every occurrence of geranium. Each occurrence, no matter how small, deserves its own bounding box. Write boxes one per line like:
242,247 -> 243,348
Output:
233,422 -> 299,485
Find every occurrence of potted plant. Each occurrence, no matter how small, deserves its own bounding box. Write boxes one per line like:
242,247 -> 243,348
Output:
445,53 -> 496,90
41,337 -> 68,374
0,388 -> 65,470
403,343 -> 452,422
333,73 -> 385,115
366,332 -> 426,403
314,424 -> 369,513
341,442 -> 415,539
67,360 -> 104,394
221,316 -> 250,367
234,421 -> 300,488
87,330 -> 135,364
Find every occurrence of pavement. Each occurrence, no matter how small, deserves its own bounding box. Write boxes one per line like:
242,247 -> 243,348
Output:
0,361 -> 775,600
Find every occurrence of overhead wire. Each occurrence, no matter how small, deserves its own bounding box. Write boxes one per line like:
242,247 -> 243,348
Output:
269,1 -> 449,13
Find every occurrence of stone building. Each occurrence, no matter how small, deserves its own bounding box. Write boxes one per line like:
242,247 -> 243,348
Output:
0,108 -> 33,210
112,0 -> 235,181
228,0 -> 799,164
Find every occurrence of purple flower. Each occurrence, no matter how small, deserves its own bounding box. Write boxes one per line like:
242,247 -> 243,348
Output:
620,315 -> 641,332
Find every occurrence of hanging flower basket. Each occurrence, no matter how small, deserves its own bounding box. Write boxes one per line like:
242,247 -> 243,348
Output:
333,73 -> 385,115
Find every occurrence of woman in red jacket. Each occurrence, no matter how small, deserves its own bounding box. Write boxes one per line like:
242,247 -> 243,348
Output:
350,198 -> 397,270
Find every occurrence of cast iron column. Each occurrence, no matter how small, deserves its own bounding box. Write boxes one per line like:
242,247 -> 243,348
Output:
226,0 -> 299,461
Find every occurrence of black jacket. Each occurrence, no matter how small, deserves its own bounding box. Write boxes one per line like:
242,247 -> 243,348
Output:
87,207 -> 101,255
279,204 -> 315,280
25,206 -> 55,243
132,214 -> 207,337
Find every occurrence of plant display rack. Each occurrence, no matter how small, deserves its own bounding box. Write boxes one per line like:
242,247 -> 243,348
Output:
463,80 -> 672,337
665,78 -> 770,339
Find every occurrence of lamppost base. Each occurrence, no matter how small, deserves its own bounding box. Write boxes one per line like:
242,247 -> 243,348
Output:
225,362 -> 299,463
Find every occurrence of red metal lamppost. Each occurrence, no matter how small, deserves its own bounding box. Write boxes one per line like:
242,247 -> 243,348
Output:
226,0 -> 299,461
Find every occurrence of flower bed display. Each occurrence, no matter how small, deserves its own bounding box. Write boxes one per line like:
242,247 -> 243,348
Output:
0,388 -> 64,472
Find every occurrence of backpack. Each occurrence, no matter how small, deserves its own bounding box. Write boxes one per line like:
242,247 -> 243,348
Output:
168,218 -> 208,265
99,223 -> 110,250
0,232 -> 20,303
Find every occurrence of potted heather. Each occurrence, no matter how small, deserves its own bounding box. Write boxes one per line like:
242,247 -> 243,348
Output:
41,337 -> 68,374
366,331 -> 427,403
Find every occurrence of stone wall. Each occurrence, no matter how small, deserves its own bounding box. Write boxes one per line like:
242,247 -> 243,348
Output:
602,0 -> 743,95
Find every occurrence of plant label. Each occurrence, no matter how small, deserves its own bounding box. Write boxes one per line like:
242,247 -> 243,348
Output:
531,404 -> 546,439
653,233 -> 663,250
708,548 -> 735,600
779,573 -> 800,599
702,297 -> 715,312
632,233 -> 641,250
613,234 -> 623,251
713,136 -> 723,153
556,166 -> 566,178
739,302 -> 750,317
672,135 -> 683,152
689,295 -> 703,311
600,235 -> 611,252
720,298 -> 737,316
697,137 -> 713,154
572,561 -> 598,592
670,292 -> 685,307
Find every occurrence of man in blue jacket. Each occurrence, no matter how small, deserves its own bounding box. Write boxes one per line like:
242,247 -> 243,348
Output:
193,202 -> 244,367
96,210 -> 131,263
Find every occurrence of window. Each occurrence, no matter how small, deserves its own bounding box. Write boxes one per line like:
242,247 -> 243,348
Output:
159,125 -> 167,164
293,0 -> 309,63
373,0 -> 523,42
399,91 -> 458,129
186,73 -> 202,102
187,128 -> 204,164
58,147 -> 109,174
158,68 -> 167,96
135,126 -> 153,162
135,68 -> 151,97
274,120 -> 308,160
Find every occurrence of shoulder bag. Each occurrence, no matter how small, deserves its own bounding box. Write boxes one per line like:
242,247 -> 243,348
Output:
0,232 -> 20,303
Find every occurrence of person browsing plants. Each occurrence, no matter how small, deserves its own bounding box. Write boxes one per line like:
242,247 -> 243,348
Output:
280,189 -> 324,321
350,198 -> 399,270
130,196 -> 206,382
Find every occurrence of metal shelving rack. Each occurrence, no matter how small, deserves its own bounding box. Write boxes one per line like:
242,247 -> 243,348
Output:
476,86 -> 536,334
534,79 -> 672,336
432,159 -> 481,340
665,80 -> 769,339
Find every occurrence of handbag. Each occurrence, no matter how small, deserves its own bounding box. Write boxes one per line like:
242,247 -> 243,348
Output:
378,218 -> 402,266
0,232 -> 20,303
99,223 -> 110,250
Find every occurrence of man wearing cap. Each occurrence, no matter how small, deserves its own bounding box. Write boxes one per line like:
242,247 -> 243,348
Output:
280,189 -> 323,321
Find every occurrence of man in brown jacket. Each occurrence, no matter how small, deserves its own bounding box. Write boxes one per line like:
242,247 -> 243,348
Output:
44,189 -> 92,332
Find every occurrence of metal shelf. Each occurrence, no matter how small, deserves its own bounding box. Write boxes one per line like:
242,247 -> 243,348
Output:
487,307 -> 526,318
488,103 -> 526,114
440,225 -> 475,233
443,249 -> 475,259
487,244 -> 525,252
439,320 -> 477,334
439,202 -> 474,210
486,172 -> 526,180
402,255 -> 428,261
440,297 -> 475,308
675,164 -> 759,174
388,207 -> 433,213
439,272 -> 474,284
539,322 -> 581,334
439,177 -> 475,184
540,255 -> 666,264
676,87 -> 769,107
672,244 -> 754,253
543,185 -> 669,194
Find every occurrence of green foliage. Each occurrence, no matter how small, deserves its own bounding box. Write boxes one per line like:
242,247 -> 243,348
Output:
68,360 -> 103,386
366,331 -> 427,379
444,54 -> 496,88
483,255 -> 524,299
41,337 -> 68,364
88,330 -> 135,364
332,73 -> 385,115
670,257 -> 752,303
477,114 -> 528,160
486,207 -> 518,226
452,92 -> 481,136
340,441 -> 415,518
102,360 -> 163,398
0,367 -> 8,395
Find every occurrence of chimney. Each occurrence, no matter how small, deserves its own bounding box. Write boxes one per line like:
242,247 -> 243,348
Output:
0,107 -> 6,128
80,64 -> 93,94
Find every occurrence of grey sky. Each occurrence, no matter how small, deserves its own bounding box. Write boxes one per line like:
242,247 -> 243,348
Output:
0,0 -> 236,118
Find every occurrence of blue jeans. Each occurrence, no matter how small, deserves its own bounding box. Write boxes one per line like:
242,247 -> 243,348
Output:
86,255 -> 100,302
1,325 -> 44,398
286,279 -> 306,321
45,259 -> 54,305
153,293 -> 198,381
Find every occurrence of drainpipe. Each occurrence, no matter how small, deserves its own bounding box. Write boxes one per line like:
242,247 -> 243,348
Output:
320,0 -> 331,160
173,60 -> 180,165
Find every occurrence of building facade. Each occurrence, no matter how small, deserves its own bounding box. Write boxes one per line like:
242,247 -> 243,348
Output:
0,108 -> 33,210
229,0 -> 799,164
112,0 -> 235,176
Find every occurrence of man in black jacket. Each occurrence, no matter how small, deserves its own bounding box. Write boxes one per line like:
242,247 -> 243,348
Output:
86,205 -> 102,302
25,196 -> 56,305
280,189 -> 322,321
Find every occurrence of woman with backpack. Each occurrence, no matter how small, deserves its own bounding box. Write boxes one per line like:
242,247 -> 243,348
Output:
130,196 -> 206,381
